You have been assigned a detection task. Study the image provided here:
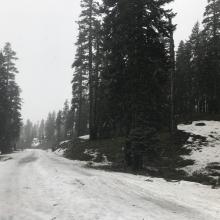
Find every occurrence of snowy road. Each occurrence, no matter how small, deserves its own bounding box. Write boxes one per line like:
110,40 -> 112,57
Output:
0,150 -> 219,220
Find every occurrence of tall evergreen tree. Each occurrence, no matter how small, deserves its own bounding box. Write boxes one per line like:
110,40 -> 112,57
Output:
72,0 -> 102,140
56,111 -> 63,143
72,34 -> 89,137
0,43 -> 22,153
101,0 -> 174,131
100,0 -> 174,170
45,112 -> 56,147
0,52 -> 9,152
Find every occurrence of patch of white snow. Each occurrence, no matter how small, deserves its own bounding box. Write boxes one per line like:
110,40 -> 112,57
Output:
78,135 -> 90,140
178,121 -> 220,175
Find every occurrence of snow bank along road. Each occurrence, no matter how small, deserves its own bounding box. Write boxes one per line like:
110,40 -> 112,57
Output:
0,150 -> 219,220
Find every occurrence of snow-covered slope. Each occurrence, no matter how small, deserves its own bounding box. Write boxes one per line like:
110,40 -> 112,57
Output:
54,147 -> 66,156
0,149 -> 219,220
178,121 -> 220,177
54,140 -> 71,156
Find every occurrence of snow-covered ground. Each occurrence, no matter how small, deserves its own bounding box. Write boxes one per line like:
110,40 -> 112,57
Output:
54,140 -> 71,156
178,121 -> 220,176
0,149 -> 219,220
59,140 -> 71,145
84,149 -> 112,167
78,135 -> 90,140
54,148 -> 66,156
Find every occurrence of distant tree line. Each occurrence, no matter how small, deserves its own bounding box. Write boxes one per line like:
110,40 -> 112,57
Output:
0,43 -> 22,154
19,100 -> 73,149
176,0 -> 220,118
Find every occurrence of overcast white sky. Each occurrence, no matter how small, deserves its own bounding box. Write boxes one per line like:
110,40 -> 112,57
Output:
0,0 -> 207,123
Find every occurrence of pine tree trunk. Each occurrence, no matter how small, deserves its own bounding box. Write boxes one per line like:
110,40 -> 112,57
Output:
88,0 -> 95,140
92,37 -> 100,139
77,69 -> 83,137
169,17 -> 177,134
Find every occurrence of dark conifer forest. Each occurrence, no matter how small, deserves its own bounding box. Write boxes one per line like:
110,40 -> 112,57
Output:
176,0 -> 220,117
0,0 -> 220,171
14,0 -> 220,172
68,0 -> 220,171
